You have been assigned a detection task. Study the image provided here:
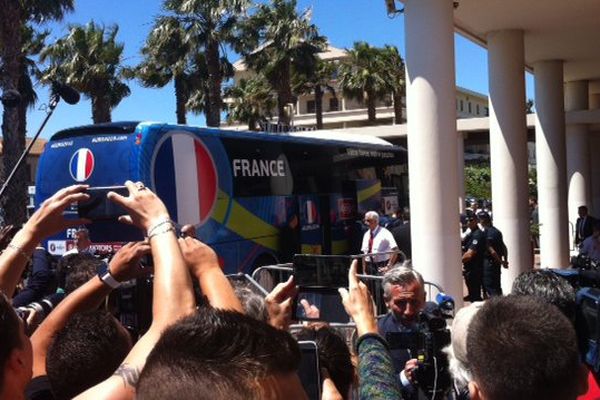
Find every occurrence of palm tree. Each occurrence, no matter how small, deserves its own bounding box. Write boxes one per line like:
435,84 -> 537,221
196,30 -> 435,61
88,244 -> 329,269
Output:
380,45 -> 406,124
225,75 -> 275,131
186,52 -> 234,120
164,0 -> 250,127
131,16 -> 192,124
39,22 -> 131,123
241,0 -> 327,126
338,42 -> 388,125
0,0 -> 73,225
293,58 -> 336,129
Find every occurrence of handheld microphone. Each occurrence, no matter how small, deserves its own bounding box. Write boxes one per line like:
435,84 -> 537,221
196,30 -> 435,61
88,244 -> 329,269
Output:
1,90 -> 21,108
51,81 -> 80,105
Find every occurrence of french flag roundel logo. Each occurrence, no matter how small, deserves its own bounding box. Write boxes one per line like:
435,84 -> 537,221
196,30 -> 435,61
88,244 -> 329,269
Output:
152,133 -> 218,227
69,148 -> 95,182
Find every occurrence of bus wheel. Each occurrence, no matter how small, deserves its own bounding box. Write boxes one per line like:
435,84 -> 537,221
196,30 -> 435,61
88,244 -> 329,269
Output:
252,254 -> 279,293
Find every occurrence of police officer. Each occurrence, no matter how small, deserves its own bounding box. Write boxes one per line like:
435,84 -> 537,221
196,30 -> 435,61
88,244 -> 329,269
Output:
478,211 -> 508,296
461,213 -> 486,302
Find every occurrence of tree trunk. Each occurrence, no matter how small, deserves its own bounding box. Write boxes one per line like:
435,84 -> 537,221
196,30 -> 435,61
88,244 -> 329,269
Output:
205,39 -> 222,127
174,76 -> 187,124
366,90 -> 377,125
0,0 -> 27,225
91,87 -> 112,123
393,91 -> 403,123
276,60 -> 292,126
315,85 -> 323,130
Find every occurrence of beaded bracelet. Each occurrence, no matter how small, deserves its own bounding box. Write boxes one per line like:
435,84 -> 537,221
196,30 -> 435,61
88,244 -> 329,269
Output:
6,243 -> 30,262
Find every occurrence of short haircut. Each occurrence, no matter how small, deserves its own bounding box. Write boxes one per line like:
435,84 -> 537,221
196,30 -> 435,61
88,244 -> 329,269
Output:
0,293 -> 22,393
364,211 -> 379,223
511,270 -> 576,321
579,205 -> 588,212
294,326 -> 354,399
382,262 -> 424,301
47,310 -> 131,399
467,295 -> 582,400
136,307 -> 301,399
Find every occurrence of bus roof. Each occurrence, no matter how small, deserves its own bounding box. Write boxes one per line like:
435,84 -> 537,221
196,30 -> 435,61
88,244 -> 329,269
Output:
51,121 -> 401,150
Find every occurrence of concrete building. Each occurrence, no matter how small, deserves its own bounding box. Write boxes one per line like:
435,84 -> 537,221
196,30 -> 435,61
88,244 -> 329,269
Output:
229,45 -> 488,130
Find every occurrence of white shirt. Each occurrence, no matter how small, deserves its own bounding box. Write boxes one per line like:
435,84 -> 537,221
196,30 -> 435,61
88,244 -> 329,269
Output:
361,226 -> 398,263
62,246 -> 94,257
580,235 -> 600,261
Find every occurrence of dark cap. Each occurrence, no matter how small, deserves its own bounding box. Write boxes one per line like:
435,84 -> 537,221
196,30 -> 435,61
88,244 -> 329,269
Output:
477,211 -> 491,221
461,212 -> 476,223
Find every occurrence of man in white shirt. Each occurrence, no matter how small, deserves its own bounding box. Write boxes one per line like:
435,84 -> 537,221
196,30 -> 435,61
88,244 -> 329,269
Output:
361,210 -> 398,275
580,222 -> 600,262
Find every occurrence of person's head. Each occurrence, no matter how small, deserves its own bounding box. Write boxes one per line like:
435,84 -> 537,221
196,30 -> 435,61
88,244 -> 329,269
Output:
231,281 -> 269,323
58,254 -> 103,294
467,295 -> 587,400
294,326 -> 354,399
444,302 -> 484,389
511,269 -> 577,322
477,212 -> 491,227
180,224 -> 196,239
46,310 -> 132,399
579,205 -> 589,218
382,263 -> 425,325
136,307 -> 305,400
74,227 -> 91,251
0,293 -> 32,397
363,211 -> 379,231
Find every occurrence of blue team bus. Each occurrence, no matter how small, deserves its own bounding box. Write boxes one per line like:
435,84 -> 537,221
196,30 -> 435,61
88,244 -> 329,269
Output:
35,122 -> 407,273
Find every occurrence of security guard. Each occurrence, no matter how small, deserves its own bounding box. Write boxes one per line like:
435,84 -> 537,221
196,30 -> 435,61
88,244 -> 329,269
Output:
461,213 -> 486,302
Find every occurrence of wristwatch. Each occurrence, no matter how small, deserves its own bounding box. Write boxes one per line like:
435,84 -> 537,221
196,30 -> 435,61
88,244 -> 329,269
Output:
97,262 -> 121,289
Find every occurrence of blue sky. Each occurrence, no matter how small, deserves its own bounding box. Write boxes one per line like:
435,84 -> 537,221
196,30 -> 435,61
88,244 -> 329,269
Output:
26,0 -> 534,140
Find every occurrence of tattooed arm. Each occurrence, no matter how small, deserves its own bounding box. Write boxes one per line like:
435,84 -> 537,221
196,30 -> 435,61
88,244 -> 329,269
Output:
75,182 -> 196,400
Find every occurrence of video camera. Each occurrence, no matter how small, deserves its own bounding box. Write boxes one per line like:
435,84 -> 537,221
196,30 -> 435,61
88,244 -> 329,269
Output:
386,310 -> 452,399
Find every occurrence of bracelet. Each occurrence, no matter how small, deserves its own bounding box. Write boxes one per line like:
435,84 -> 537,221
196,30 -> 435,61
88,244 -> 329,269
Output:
5,243 -> 31,262
146,218 -> 174,238
148,226 -> 176,241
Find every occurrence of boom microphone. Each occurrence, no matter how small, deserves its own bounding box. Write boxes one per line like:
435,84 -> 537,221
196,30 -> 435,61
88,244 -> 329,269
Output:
51,81 -> 80,105
0,89 -> 21,108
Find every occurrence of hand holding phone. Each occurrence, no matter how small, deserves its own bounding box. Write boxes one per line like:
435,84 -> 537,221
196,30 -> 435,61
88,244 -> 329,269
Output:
77,186 -> 129,221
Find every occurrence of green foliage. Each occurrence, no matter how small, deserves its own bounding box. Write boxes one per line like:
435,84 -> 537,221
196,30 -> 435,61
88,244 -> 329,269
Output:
225,75 -> 275,130
529,167 -> 537,198
464,164 -> 491,200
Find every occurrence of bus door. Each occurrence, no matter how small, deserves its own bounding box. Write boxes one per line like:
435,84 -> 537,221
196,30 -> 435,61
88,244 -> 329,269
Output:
329,194 -> 356,255
299,195 -> 322,254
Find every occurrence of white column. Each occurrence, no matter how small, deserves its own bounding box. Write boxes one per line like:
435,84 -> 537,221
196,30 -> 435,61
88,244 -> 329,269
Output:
487,30 -> 531,291
405,0 -> 462,304
458,132 -> 465,214
535,60 -> 569,268
566,81 -> 590,247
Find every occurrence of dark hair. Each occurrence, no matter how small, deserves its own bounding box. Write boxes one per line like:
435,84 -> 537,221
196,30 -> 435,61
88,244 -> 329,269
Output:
136,307 -> 301,399
294,326 -> 354,399
0,293 -> 23,393
467,295 -> 582,400
57,253 -> 102,293
46,310 -> 131,399
511,270 -> 577,321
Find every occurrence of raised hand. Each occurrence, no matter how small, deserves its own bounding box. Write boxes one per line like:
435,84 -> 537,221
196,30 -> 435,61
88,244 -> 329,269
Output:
109,241 -> 152,282
107,181 -> 169,232
338,259 -> 377,336
25,184 -> 90,240
265,275 -> 298,330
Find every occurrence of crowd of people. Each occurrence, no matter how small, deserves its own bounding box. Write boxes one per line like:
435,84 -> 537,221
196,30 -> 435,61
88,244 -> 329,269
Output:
0,183 -> 598,399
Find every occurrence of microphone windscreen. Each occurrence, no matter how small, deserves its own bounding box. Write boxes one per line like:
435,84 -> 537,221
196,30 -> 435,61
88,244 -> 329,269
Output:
52,81 -> 80,105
